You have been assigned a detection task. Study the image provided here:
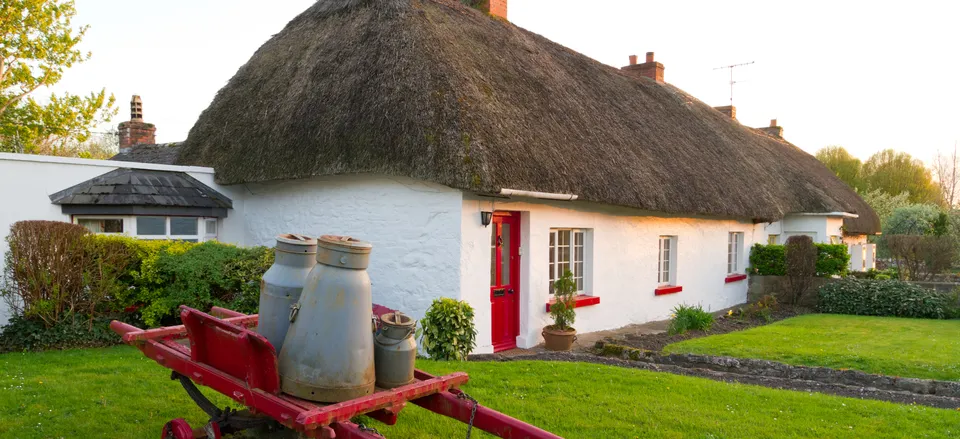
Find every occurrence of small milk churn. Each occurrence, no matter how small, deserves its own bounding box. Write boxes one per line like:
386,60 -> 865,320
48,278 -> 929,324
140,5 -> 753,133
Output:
278,235 -> 375,403
257,234 -> 317,353
374,311 -> 417,388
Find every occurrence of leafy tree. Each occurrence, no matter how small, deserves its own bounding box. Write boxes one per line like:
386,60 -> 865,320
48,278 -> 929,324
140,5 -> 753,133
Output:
883,204 -> 942,236
0,0 -> 116,155
816,146 -> 865,191
862,149 -> 940,205
859,189 -> 911,228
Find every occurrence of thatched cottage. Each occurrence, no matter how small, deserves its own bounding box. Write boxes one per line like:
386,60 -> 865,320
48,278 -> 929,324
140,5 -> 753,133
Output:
0,0 -> 878,352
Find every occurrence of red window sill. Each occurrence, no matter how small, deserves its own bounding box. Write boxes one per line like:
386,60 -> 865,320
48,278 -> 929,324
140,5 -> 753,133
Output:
546,294 -> 600,312
655,285 -> 683,296
725,273 -> 747,283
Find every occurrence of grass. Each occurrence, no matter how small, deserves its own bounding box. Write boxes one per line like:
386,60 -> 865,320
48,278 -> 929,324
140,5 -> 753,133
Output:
664,314 -> 960,381
1,346 -> 959,438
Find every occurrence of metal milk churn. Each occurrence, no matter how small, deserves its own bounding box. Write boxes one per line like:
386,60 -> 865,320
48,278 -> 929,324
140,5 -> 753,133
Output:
278,235 -> 375,403
257,234 -> 317,353
374,311 -> 417,388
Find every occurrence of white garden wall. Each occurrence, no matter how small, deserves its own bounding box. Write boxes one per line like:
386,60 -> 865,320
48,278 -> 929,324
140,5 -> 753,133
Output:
460,196 -> 763,353
240,175 -> 463,323
0,153 -> 247,325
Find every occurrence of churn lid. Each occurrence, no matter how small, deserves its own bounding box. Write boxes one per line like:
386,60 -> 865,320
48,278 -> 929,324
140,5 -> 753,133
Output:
380,311 -> 415,328
275,234 -> 318,254
318,235 -> 373,254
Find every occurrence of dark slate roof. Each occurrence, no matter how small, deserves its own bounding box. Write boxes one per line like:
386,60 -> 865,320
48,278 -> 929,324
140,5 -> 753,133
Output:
110,142 -> 183,165
49,168 -> 232,209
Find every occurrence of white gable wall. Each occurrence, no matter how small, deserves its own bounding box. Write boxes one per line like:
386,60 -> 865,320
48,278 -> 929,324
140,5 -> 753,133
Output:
461,196 -> 762,353
239,175 -> 463,322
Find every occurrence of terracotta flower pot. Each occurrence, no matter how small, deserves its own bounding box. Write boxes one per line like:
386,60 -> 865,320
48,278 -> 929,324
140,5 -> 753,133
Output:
542,326 -> 577,351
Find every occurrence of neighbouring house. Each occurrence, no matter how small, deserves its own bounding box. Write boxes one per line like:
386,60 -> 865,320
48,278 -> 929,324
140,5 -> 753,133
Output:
0,0 -> 879,353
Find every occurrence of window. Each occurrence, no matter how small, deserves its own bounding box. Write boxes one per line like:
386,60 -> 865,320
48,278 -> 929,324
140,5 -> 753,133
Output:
548,229 -> 585,294
767,234 -> 779,245
829,235 -> 842,245
658,236 -> 676,285
728,232 -> 744,274
170,217 -> 198,235
78,218 -> 123,233
136,216 -> 166,235
204,219 -> 218,236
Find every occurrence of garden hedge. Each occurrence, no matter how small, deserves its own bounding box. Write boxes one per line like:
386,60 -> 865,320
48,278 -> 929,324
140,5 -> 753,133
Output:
2,221 -> 273,351
817,278 -> 954,319
749,243 -> 850,277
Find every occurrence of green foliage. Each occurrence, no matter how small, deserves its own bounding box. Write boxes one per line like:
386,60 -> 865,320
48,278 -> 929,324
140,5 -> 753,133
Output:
883,204 -> 942,235
785,235 -> 818,304
816,146 -> 865,192
750,243 -> 849,277
886,235 -> 957,281
548,270 -> 577,331
736,295 -> 778,322
417,298 -> 477,361
749,243 -> 785,276
848,268 -> 899,280
0,313 -> 137,353
818,278 -> 952,319
815,244 -> 850,277
0,0 -> 117,155
668,304 -> 714,335
862,149 -> 941,205
859,189 -> 911,229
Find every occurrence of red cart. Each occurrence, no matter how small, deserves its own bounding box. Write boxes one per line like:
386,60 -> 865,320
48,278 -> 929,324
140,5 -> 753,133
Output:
111,306 -> 562,439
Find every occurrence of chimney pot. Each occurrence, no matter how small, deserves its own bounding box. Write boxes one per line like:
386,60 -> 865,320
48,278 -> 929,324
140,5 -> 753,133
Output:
621,51 -> 665,83
770,119 -> 778,127
118,94 -> 156,151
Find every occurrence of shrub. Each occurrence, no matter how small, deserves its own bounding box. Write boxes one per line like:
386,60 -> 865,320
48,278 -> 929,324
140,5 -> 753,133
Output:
749,244 -> 785,276
0,313 -> 139,353
785,236 -> 817,304
417,298 -> 477,360
887,235 -> 957,281
816,244 -> 850,277
750,243 -> 849,277
737,294 -> 778,322
548,270 -> 577,331
2,221 -> 90,326
668,304 -> 714,335
818,278 -> 950,319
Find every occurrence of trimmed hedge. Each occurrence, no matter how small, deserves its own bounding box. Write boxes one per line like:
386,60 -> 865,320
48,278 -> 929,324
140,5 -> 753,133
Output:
749,243 -> 850,277
818,278 -> 953,319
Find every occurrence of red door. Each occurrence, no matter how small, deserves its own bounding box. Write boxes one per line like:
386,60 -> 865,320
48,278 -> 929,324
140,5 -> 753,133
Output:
490,212 -> 520,352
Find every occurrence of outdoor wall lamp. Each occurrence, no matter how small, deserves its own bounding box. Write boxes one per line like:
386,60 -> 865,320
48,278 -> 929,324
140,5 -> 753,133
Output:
481,211 -> 493,227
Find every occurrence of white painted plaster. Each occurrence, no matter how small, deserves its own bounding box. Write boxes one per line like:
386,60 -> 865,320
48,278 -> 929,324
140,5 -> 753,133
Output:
240,175 -> 462,325
0,153 -> 245,325
461,196 -> 760,353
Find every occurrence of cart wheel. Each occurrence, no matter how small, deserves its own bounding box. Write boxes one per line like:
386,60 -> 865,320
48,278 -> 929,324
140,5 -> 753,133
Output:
161,419 -> 193,439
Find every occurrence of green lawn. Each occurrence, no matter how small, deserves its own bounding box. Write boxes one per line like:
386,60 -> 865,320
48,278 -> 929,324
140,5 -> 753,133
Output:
1,347 -> 959,438
664,314 -> 960,381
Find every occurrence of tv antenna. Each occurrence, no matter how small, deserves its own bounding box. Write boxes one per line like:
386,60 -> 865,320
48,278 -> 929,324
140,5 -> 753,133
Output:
714,61 -> 755,106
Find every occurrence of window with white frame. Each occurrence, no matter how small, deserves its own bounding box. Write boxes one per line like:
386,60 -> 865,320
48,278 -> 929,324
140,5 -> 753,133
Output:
767,234 -> 779,245
728,232 -> 744,274
658,236 -> 676,285
75,216 -> 219,242
548,229 -> 586,294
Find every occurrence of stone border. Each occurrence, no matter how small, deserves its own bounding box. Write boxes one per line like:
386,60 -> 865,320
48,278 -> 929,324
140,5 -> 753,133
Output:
469,351 -> 960,410
593,341 -> 960,398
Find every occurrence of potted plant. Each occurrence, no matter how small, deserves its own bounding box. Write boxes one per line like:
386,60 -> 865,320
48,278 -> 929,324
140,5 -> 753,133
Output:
543,270 -> 577,351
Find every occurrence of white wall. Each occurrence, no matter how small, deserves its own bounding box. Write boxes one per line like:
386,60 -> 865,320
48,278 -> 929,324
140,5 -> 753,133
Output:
461,196 -> 760,353
0,153 -> 246,325
240,175 -> 463,323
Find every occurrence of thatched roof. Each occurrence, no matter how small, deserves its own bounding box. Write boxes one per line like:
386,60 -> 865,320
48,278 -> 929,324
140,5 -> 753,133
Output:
176,0 -> 879,234
110,143 -> 182,165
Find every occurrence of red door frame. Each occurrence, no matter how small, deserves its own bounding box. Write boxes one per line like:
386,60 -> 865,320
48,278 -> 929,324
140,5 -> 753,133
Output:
490,211 -> 521,352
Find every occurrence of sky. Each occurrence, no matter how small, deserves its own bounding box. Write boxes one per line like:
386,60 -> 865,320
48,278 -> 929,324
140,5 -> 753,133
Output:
49,0 -> 960,162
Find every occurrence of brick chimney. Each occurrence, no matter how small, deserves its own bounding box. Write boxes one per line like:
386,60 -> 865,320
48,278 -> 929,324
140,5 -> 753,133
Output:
621,52 -> 664,83
759,119 -> 784,138
118,95 -> 156,153
713,105 -> 737,120
468,0 -> 507,20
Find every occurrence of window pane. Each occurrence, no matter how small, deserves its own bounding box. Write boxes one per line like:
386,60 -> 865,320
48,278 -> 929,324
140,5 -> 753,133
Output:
559,246 -> 570,265
102,219 -> 123,233
491,226 -> 497,286
171,217 -> 198,235
500,223 -> 511,284
205,219 -> 217,235
137,217 -> 166,236
78,219 -> 103,233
